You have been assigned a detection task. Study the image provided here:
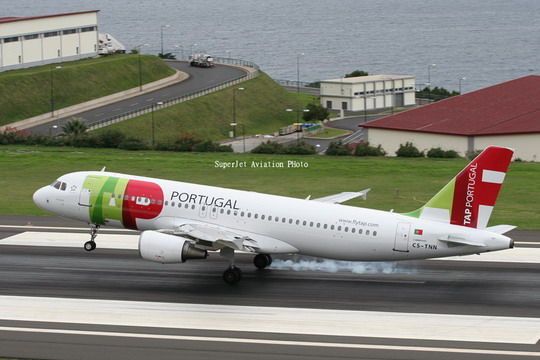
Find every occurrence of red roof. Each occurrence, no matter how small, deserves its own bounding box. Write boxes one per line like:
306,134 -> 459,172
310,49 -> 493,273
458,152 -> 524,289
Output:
362,75 -> 540,136
0,11 -> 99,24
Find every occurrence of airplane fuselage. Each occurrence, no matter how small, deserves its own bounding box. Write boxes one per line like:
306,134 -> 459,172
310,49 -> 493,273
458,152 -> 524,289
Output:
33,171 -> 512,262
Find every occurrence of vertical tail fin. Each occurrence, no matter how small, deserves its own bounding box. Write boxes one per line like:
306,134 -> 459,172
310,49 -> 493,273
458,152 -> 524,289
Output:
404,146 -> 514,229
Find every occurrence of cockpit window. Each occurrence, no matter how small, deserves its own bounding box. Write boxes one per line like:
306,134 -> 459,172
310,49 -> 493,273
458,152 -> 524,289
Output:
51,180 -> 67,191
60,182 -> 67,191
52,181 -> 61,189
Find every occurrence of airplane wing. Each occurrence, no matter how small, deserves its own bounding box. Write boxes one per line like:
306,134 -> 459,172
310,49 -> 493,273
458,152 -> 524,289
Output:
159,222 -> 299,254
312,188 -> 370,204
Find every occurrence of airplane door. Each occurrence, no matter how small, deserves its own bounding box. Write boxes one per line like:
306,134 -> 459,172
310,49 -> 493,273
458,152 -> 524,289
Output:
209,207 -> 218,220
393,222 -> 410,252
79,188 -> 91,207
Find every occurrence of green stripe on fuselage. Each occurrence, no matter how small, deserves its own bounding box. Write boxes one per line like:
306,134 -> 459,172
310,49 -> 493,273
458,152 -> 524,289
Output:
83,175 -> 128,225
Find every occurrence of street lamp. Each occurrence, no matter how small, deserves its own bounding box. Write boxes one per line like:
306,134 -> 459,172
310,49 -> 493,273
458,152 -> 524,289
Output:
50,66 -> 61,118
364,96 -> 376,123
136,43 -> 149,91
297,52 -> 305,93
427,63 -> 436,97
286,108 -> 310,143
233,87 -> 245,132
48,125 -> 58,136
459,77 -> 466,94
151,101 -> 163,146
174,44 -> 184,60
160,25 -> 169,56
230,123 -> 246,153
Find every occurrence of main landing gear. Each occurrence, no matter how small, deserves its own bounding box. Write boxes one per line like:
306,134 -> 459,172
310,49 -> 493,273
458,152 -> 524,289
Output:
220,249 -> 273,285
84,224 -> 99,251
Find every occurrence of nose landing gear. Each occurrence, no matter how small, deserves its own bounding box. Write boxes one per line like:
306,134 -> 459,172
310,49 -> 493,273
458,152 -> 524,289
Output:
84,224 -> 99,251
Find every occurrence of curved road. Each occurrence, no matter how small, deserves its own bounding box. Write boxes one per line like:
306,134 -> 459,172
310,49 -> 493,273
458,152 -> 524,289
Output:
0,215 -> 539,359
28,61 -> 247,136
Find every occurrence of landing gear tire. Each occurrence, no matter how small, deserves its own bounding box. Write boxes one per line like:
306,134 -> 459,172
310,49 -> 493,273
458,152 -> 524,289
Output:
253,254 -> 273,269
84,241 -> 96,252
223,266 -> 242,285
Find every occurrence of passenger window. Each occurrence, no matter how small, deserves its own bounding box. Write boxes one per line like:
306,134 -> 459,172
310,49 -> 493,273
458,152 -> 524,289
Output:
241,212 -> 244,217
268,216 -> 272,221
366,230 -> 370,235
184,204 -> 188,209
118,194 -> 122,199
373,231 -> 377,236
111,193 -> 115,198
158,200 -> 162,205
125,195 -> 129,200
296,220 -> 300,225
302,221 -> 307,226
261,215 -> 265,220
352,228 -> 356,233
234,211 -> 238,216
323,224 -> 327,229
358,229 -> 363,235
309,222 -> 313,227
170,202 -> 174,207
191,205 -> 195,210
330,225 -> 335,230
337,226 -> 342,231
220,209 -> 224,214
289,219 -> 293,224
202,206 -> 206,211
275,217 -> 279,222
247,213 -> 251,218
282,218 -> 286,223
212,208 -> 217,213
254,214 -> 258,219
345,227 -> 348,232
317,223 -> 320,228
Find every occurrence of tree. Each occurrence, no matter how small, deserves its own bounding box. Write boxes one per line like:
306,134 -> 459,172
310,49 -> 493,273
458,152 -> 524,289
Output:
61,118 -> 88,137
345,70 -> 369,78
303,102 -> 330,122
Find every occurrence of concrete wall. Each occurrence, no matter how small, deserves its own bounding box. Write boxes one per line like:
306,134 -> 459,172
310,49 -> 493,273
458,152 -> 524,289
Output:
0,12 -> 98,71
366,128 -> 539,161
366,128 -> 468,156
475,134 -> 539,161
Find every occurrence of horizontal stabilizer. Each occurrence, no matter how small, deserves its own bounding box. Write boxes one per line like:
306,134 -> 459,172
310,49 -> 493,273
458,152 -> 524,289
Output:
438,235 -> 486,247
486,225 -> 517,234
313,189 -> 370,204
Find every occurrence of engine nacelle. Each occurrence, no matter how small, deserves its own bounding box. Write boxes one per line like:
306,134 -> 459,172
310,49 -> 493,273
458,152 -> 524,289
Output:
139,230 -> 208,264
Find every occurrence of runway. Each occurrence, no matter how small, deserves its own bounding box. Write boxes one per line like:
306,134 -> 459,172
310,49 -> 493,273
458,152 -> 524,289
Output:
0,216 -> 539,359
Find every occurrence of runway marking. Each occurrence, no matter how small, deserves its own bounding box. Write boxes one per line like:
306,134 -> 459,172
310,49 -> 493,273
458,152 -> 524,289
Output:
0,326 -> 539,357
112,108 -> 122,111
94,113 -> 104,117
145,98 -> 154,101
129,102 -> 138,106
0,296 -> 539,345
0,225 -> 134,232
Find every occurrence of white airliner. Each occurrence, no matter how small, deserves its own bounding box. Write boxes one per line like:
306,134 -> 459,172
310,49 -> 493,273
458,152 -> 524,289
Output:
33,146 -> 515,284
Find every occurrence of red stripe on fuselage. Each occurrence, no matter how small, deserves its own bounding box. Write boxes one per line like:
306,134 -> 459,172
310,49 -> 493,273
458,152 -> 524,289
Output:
121,180 -> 164,230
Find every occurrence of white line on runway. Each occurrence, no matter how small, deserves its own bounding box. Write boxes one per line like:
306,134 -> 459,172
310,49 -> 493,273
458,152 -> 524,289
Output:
145,98 -> 154,101
0,296 -> 539,345
0,225 -> 135,232
0,326 -> 539,357
112,108 -> 122,111
94,113 -> 104,117
129,103 -> 138,106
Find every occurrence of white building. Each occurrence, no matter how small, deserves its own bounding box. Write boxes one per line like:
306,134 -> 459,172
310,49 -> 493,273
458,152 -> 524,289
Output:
320,75 -> 416,112
0,11 -> 99,71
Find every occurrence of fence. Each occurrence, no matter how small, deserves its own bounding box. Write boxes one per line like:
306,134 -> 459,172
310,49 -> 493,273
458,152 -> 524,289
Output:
87,58 -> 260,130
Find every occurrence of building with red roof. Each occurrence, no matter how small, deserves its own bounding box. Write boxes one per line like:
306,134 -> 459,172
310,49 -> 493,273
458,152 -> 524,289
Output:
362,75 -> 540,161
0,11 -> 99,71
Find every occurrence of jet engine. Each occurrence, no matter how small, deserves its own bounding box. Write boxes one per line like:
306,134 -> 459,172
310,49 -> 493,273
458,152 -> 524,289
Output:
139,230 -> 208,264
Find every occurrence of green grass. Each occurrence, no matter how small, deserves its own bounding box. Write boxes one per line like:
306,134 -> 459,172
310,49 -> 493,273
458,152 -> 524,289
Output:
95,72 -> 306,141
1,145 -> 538,229
307,127 -> 350,139
0,55 -> 175,125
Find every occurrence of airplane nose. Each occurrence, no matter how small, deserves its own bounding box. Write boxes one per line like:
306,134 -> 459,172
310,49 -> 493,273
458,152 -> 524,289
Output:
33,186 -> 49,211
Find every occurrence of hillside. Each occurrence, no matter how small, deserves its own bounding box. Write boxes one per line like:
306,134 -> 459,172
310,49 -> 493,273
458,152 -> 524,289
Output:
0,55 -> 175,125
95,72 -> 311,141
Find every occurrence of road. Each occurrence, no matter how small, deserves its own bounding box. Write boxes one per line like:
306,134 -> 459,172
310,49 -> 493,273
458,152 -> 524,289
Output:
28,61 -> 247,136
0,215 -> 539,359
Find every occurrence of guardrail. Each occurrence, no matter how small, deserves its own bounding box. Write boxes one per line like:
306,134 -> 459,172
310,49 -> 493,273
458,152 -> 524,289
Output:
87,58 -> 260,131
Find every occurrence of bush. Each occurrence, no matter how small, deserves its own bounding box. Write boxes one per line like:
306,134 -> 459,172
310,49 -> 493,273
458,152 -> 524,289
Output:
95,130 -> 126,148
282,141 -> 317,155
396,142 -> 424,157
466,149 -> 482,160
427,147 -> 459,158
251,141 -> 283,154
326,141 -> 352,156
354,142 -> 386,156
118,137 -> 149,150
70,135 -> 99,148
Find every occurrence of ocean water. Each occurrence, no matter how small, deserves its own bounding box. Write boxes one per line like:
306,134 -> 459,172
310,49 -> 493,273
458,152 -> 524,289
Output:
5,0 -> 539,92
